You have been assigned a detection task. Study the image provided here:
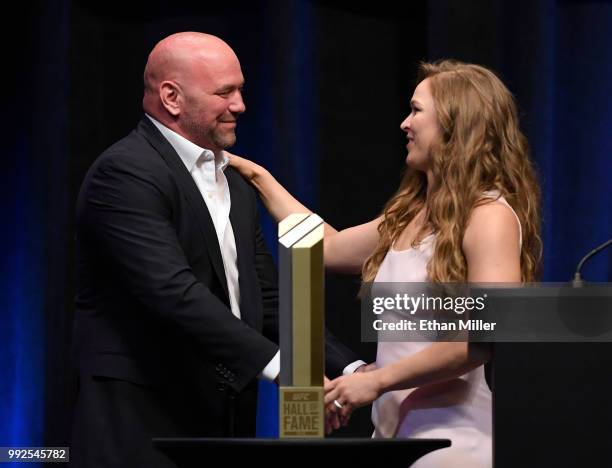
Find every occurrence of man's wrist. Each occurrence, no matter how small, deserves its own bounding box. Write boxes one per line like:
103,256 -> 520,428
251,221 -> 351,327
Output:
342,360 -> 367,375
259,351 -> 280,382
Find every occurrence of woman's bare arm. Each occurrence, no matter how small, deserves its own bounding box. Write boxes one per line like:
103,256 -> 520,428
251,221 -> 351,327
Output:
227,153 -> 382,273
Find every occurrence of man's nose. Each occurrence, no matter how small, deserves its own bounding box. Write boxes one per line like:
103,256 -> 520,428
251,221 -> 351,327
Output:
229,90 -> 246,114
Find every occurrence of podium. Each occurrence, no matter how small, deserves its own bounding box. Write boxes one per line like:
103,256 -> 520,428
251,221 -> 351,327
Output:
152,437 -> 451,467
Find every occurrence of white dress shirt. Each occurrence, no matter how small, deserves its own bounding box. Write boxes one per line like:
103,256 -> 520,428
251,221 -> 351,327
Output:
146,115 -> 364,380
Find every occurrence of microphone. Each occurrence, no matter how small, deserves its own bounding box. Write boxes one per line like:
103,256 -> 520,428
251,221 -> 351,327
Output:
572,238 -> 612,286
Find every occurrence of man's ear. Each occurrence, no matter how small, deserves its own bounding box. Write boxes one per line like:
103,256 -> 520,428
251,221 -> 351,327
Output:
159,80 -> 181,116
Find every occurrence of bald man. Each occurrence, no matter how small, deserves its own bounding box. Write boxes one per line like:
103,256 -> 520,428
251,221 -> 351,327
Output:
72,32 -> 361,467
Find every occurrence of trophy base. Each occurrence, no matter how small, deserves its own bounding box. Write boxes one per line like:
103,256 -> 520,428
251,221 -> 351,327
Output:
279,386 -> 324,438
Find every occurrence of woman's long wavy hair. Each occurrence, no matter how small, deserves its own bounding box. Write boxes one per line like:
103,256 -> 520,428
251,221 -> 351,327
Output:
362,60 -> 542,283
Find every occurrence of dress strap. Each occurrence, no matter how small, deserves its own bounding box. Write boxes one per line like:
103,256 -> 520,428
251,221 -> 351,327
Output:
481,191 -> 523,248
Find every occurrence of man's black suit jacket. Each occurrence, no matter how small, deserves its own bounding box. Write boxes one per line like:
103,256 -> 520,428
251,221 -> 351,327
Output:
72,117 -> 357,465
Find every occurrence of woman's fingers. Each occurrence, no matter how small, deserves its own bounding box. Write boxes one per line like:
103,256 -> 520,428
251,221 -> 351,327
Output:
324,378 -> 340,405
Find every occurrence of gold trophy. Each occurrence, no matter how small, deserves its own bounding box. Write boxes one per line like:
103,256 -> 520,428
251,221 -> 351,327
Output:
278,213 -> 325,438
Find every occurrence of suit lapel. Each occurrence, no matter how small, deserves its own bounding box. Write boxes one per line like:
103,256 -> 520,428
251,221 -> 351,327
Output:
136,117 -> 230,303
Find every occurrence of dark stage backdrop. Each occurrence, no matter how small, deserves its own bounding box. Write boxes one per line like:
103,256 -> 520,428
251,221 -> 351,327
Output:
1,1 -> 610,466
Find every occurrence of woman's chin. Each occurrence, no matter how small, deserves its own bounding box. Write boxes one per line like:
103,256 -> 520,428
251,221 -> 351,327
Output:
405,152 -> 419,167
405,153 -> 428,172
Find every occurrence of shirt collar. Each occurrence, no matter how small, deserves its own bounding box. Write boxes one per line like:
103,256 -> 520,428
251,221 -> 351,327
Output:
146,114 -> 229,173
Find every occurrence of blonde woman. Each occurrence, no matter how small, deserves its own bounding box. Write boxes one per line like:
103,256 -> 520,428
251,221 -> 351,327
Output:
229,60 -> 542,467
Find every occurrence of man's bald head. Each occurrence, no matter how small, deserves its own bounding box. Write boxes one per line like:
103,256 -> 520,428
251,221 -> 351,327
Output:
143,32 -> 237,99
142,32 -> 246,151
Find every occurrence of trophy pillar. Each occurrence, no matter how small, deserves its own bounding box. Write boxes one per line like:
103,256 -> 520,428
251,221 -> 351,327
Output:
278,213 -> 325,438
